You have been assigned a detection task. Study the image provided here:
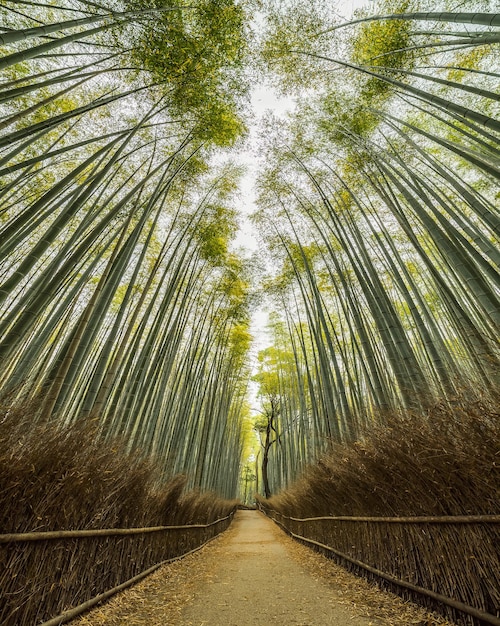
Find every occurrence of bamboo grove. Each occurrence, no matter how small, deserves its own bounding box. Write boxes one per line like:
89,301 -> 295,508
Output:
0,0 -> 252,498
0,0 -> 499,500
252,0 -> 500,494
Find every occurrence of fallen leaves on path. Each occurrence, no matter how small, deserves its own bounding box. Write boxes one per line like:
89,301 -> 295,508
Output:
283,532 -> 454,626
72,517 -> 455,626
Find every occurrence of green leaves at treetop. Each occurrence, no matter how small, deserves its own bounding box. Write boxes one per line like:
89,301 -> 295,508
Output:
252,346 -> 282,397
351,0 -> 414,100
126,0 -> 249,146
229,322 -> 253,360
351,3 -> 413,70
195,203 -> 237,263
260,0 -> 338,92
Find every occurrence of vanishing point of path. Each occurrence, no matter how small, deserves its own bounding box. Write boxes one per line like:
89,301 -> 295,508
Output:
75,511 -> 453,626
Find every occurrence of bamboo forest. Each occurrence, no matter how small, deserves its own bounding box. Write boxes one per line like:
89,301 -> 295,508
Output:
0,1 -> 499,625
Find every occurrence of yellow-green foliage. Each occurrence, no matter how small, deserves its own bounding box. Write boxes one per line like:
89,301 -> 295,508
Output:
352,12 -> 413,70
128,0 -> 249,146
446,47 -> 494,81
352,5 -> 414,101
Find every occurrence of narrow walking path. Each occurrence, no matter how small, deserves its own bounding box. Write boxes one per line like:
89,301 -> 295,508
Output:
74,511 -> 452,626
180,510 -> 373,625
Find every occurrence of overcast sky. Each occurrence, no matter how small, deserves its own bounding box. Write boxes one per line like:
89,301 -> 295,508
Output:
230,0 -> 369,387
233,0 -> 369,253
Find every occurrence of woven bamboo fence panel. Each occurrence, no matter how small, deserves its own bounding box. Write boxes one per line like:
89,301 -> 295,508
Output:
0,514 -> 233,626
264,509 -> 500,626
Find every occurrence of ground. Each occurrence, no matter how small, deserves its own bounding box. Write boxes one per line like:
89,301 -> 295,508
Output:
73,510 -> 454,626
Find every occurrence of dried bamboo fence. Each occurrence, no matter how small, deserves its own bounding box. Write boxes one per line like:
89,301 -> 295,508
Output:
0,513 -> 234,626
260,507 -> 500,626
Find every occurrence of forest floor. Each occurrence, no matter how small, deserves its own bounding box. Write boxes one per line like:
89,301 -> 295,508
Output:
73,510 -> 454,626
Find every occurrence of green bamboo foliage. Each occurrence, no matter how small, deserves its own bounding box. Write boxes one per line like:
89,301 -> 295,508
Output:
0,1 -> 252,497
1,0 -> 499,503
253,3 -> 500,493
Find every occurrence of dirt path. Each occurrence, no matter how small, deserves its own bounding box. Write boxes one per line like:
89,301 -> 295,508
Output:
179,510 -> 374,625
74,510 -> 453,626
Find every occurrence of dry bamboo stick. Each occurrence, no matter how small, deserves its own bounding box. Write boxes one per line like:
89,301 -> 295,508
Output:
0,514 -> 232,543
269,511 -> 500,524
283,526 -> 500,626
37,532 -> 224,626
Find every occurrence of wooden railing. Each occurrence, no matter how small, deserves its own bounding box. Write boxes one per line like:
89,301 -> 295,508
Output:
0,512 -> 235,626
260,506 -> 500,626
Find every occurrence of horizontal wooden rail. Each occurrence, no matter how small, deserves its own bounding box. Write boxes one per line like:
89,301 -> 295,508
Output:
265,509 -> 500,626
287,529 -> 500,626
0,514 -> 231,543
268,511 -> 500,524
